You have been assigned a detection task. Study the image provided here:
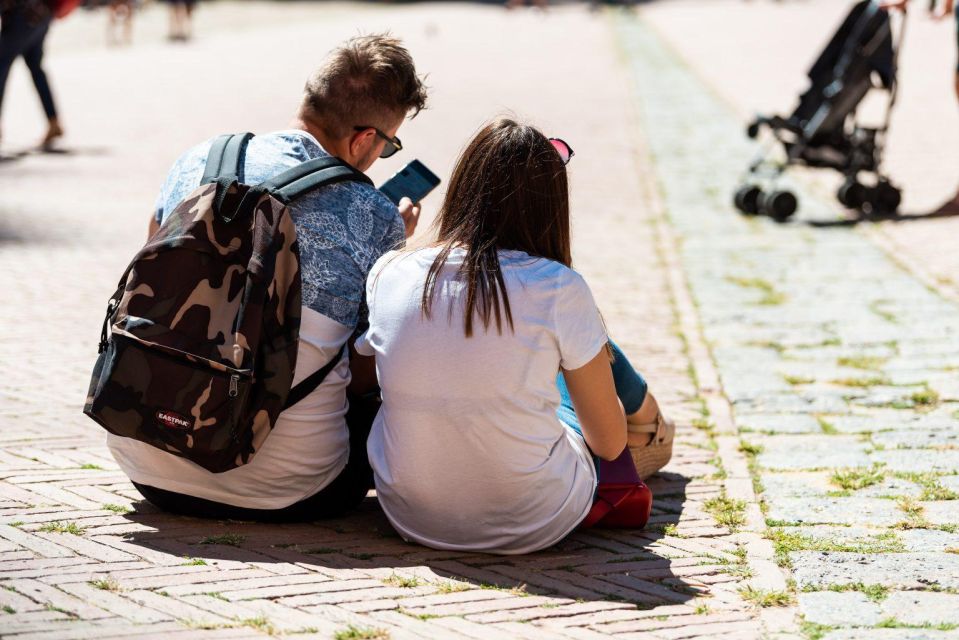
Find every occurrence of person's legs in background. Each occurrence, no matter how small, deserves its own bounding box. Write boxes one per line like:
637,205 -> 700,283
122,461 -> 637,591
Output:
0,11 -> 61,150
0,10 -> 29,147
20,19 -> 61,148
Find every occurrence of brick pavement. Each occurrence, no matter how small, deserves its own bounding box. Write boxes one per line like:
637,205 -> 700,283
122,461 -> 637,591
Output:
621,5 -> 959,639
0,3 -> 766,638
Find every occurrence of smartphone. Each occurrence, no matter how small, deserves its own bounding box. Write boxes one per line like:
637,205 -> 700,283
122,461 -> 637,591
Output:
379,160 -> 441,205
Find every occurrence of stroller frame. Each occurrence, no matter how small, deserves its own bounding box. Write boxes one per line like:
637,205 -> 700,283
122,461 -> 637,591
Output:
734,0 -> 907,221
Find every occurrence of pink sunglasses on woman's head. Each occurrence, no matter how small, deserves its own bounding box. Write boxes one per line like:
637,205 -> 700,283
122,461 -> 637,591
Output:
549,138 -> 574,165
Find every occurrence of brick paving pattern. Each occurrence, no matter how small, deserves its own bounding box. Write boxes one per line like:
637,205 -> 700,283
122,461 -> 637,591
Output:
0,3 -> 767,638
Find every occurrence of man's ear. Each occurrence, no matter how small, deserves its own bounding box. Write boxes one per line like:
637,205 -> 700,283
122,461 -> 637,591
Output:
348,128 -> 374,160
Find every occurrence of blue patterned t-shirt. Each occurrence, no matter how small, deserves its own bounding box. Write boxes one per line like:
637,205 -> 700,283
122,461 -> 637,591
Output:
154,130 -> 406,330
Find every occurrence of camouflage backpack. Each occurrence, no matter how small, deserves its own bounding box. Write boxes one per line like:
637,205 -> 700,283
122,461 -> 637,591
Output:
84,132 -> 373,473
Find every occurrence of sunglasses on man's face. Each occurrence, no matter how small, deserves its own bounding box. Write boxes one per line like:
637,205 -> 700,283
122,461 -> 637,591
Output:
354,126 -> 403,159
549,138 -> 574,165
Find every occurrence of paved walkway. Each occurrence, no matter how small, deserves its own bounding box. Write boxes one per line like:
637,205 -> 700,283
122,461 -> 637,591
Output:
620,4 -> 959,639
0,3 -> 766,639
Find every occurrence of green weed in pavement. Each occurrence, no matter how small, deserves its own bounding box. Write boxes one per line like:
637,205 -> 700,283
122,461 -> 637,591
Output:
831,376 -> 891,388
704,495 -> 747,530
893,471 -> 959,501
39,521 -> 85,535
383,573 -> 421,588
767,530 -> 903,568
738,586 -> 794,607
89,577 -> 122,592
101,503 -> 130,514
830,465 -> 886,491
726,276 -> 787,306
198,533 -> 245,547
837,355 -> 887,371
334,625 -> 391,639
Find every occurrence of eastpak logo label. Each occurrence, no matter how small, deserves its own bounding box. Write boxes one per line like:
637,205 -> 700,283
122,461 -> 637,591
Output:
156,410 -> 191,431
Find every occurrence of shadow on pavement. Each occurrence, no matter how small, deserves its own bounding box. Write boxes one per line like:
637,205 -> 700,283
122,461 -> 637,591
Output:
115,472 -> 697,609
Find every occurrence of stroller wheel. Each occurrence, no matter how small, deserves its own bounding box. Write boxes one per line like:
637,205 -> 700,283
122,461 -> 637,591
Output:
838,180 -> 867,209
874,181 -> 902,214
734,184 -> 762,215
760,190 -> 798,222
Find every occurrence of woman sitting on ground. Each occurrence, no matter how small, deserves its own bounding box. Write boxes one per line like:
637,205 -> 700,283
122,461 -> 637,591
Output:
355,118 -> 670,555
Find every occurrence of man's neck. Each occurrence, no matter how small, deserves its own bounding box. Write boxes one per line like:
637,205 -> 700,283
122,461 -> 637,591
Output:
289,115 -> 345,159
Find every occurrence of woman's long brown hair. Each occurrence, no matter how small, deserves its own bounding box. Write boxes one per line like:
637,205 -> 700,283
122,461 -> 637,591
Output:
422,118 -> 571,337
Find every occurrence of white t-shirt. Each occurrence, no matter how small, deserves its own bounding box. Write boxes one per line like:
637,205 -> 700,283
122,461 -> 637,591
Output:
355,247 -> 607,555
107,309 -> 352,509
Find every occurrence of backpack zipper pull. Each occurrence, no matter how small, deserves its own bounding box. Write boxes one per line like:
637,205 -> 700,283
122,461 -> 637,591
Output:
229,375 -> 239,398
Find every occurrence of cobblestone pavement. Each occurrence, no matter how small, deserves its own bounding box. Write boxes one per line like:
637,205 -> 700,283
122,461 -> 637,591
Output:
0,3 -> 769,639
619,8 -> 959,640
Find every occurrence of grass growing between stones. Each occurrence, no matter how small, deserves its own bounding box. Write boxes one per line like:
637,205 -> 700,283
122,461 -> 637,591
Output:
198,533 -> 245,547
893,471 -> 959,501
239,615 -> 277,635
89,577 -> 122,592
703,495 -> 747,530
383,574 -> 421,589
181,557 -> 207,566
101,503 -> 131,514
800,620 -> 836,640
726,276 -> 787,306
38,521 -> 85,536
830,465 -> 886,491
767,529 -> 904,569
910,388 -> 941,408
889,497 -> 958,532
876,619 -> 959,630
435,581 -> 471,594
738,586 -> 794,607
817,416 -> 839,435
334,625 -> 390,640
830,376 -> 891,388
817,582 -> 890,602
837,356 -> 888,371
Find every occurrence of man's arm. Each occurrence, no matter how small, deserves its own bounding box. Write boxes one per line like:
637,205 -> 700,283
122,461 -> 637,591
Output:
347,341 -> 377,395
148,214 -> 159,240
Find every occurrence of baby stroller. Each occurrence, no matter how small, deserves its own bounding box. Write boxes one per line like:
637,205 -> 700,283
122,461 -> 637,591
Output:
733,0 -> 906,221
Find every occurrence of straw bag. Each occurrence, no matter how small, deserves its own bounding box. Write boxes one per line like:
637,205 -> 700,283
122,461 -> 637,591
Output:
627,411 -> 675,479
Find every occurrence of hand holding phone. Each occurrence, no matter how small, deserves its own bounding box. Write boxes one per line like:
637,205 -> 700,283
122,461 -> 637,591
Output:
397,197 -> 420,238
379,160 -> 441,206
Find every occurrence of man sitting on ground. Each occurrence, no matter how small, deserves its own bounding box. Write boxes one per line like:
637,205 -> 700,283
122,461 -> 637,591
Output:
109,33 -> 428,522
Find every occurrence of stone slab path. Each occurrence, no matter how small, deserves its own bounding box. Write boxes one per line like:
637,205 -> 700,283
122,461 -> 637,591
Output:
619,8 -> 959,640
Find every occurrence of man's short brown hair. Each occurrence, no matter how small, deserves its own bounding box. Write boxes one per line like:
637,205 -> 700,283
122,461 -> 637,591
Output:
303,34 -> 427,139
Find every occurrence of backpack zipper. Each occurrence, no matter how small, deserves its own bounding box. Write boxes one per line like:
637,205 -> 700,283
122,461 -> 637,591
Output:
229,374 -> 239,398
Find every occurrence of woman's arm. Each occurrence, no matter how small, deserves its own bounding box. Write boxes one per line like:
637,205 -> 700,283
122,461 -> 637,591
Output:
562,349 -> 627,461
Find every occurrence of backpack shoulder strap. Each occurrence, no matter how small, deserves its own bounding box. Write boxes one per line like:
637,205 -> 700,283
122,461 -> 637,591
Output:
283,343 -> 346,410
259,156 -> 373,204
200,132 -> 254,185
